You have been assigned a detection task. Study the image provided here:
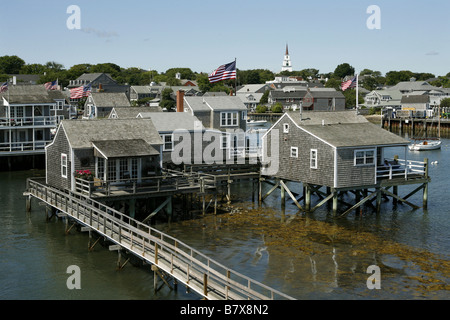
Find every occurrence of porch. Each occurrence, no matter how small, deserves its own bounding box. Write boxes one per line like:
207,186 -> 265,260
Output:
74,169 -> 215,198
376,158 -> 427,182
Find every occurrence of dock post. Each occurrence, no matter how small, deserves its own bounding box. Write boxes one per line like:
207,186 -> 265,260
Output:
423,158 -> 429,209
332,189 -> 338,216
376,188 -> 382,214
280,180 -> 285,208
305,184 -> 311,211
393,185 -> 398,206
129,198 -> 136,219
26,195 -> 31,213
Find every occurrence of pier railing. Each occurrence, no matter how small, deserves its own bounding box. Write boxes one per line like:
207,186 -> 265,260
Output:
26,178 -> 294,300
74,170 -> 215,197
376,158 -> 426,180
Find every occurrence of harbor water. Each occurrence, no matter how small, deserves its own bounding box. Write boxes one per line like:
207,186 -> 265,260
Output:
0,139 -> 449,300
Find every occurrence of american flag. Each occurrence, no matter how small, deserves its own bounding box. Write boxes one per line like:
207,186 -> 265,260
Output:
341,76 -> 357,91
44,80 -> 58,90
208,61 -> 237,83
70,83 -> 92,99
0,82 -> 8,93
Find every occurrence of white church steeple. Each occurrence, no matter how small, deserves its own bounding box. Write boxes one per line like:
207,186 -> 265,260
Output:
281,43 -> 292,72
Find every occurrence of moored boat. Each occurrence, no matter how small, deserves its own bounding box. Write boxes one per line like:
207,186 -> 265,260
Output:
408,139 -> 441,151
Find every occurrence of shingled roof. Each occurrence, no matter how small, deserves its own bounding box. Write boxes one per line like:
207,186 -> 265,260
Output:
284,111 -> 408,147
59,119 -> 162,150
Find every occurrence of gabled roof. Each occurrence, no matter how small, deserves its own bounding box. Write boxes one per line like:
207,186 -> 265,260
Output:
60,119 -> 162,149
138,112 -> 204,132
89,92 -> 131,107
277,111 -> 408,147
110,106 -> 162,118
390,81 -> 439,92
184,96 -> 247,112
0,85 -> 62,104
76,73 -> 115,82
92,139 -> 159,158
401,95 -> 429,103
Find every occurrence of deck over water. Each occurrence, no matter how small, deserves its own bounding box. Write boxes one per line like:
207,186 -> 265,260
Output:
25,178 -> 294,300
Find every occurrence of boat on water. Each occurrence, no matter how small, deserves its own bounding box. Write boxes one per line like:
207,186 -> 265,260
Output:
408,106 -> 442,151
247,119 -> 267,127
408,139 -> 441,151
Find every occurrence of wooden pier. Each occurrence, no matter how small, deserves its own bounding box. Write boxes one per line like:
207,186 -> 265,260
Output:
25,177 -> 294,300
260,157 -> 431,216
382,117 -> 450,138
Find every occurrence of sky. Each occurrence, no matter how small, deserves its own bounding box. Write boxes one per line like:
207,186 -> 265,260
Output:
1,0 -> 449,76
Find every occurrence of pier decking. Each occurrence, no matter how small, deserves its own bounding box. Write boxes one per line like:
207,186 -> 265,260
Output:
25,177 -> 294,300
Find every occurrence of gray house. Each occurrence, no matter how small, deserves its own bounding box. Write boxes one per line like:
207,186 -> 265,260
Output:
261,111 -> 409,189
180,92 -> 248,154
45,119 -> 163,192
182,94 -> 247,132
0,85 -> 73,156
268,88 -> 345,111
84,92 -> 131,119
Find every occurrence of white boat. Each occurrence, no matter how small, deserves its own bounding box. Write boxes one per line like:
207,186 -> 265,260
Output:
408,106 -> 442,151
408,139 -> 441,151
246,119 -> 267,127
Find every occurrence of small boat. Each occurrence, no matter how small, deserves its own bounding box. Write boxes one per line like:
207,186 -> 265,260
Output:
246,119 -> 267,127
408,106 -> 442,151
408,139 -> 441,151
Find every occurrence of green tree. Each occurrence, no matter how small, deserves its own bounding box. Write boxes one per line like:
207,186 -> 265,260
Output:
271,103 -> 283,113
20,63 -> 47,75
255,105 -> 268,113
342,89 -> 365,109
333,63 -> 355,79
91,63 -> 121,78
324,78 -> 342,90
385,70 -> 414,85
259,90 -> 269,104
0,55 -> 26,74
440,98 -> 450,109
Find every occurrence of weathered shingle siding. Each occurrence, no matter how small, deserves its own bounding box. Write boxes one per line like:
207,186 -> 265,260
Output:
336,148 -> 376,188
46,127 -> 71,191
265,116 -> 335,187
314,98 -> 346,111
73,149 -> 96,175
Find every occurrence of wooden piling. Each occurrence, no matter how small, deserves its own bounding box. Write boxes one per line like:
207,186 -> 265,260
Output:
423,158 -> 429,209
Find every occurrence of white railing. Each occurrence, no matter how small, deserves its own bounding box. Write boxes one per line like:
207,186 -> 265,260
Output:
0,116 -> 61,127
0,140 -> 52,153
74,170 -> 209,197
377,158 -> 426,180
229,147 -> 262,158
26,178 -> 295,300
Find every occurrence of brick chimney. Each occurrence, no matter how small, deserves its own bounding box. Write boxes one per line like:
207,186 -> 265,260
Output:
176,90 -> 185,112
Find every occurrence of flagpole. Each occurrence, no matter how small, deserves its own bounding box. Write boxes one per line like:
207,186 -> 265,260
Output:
356,72 -> 359,114
234,57 -> 237,96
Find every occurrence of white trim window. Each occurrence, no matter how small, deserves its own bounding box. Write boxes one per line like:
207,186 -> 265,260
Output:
242,111 -> 247,121
161,134 -> 174,151
354,149 -> 375,166
290,147 -> 298,158
283,123 -> 289,133
220,112 -> 238,127
310,149 -> 318,169
61,153 -> 68,178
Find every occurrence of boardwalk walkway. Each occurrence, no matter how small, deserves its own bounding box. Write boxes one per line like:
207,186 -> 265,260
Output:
26,178 -> 295,300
